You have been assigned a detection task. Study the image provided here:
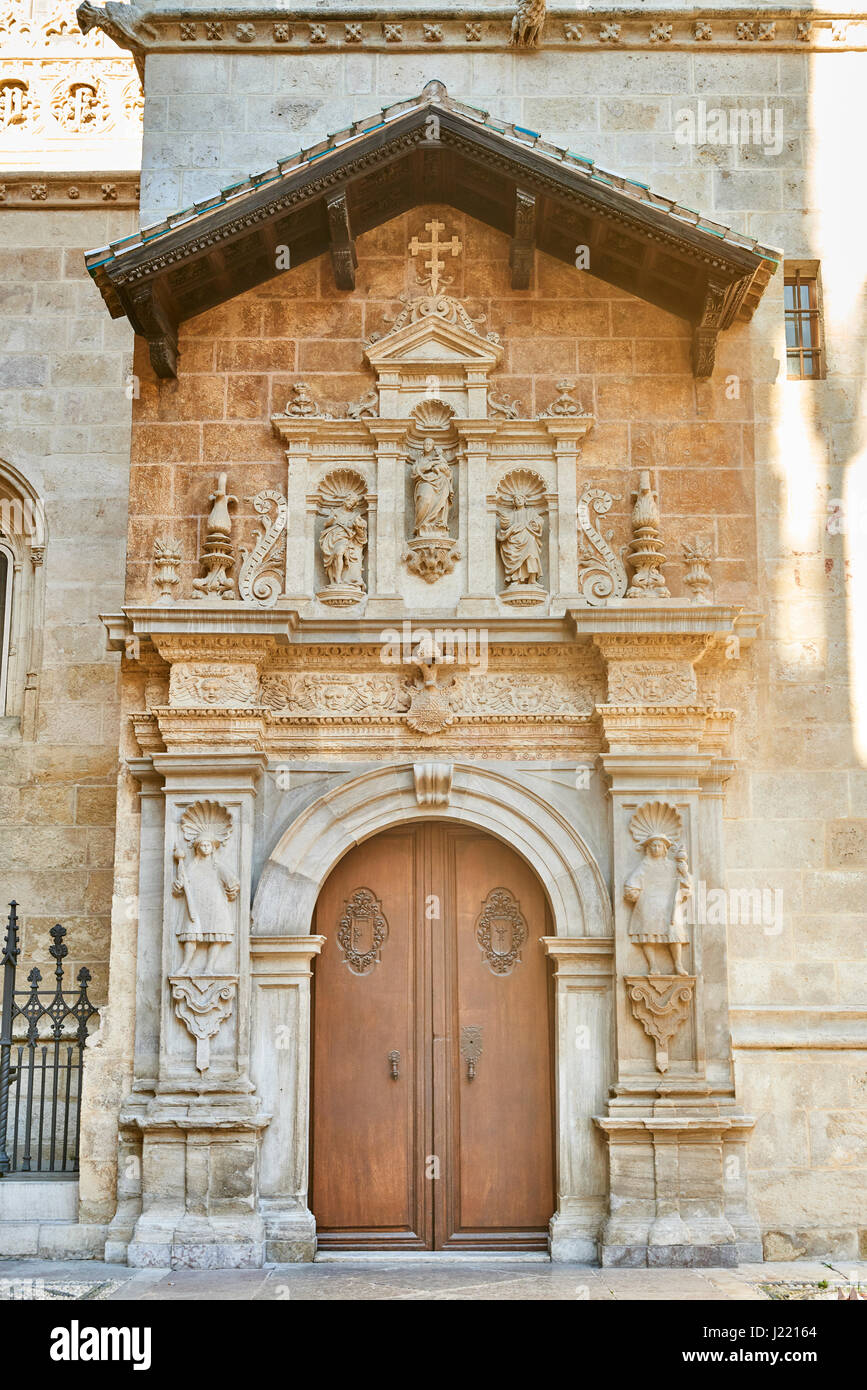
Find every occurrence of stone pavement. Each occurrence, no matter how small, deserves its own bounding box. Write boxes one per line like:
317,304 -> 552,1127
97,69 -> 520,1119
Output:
1,1257 -> 865,1301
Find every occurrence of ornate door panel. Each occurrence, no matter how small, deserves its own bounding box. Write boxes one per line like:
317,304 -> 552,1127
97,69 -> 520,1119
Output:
437,828 -> 555,1249
311,823 -> 554,1250
311,827 -> 427,1247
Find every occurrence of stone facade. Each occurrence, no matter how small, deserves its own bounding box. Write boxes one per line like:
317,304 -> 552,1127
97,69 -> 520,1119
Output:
1,2 -> 865,1264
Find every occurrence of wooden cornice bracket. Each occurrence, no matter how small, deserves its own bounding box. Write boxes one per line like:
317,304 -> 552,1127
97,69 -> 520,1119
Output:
326,190 -> 358,292
510,188 -> 536,291
130,284 -> 179,380
691,278 -> 729,379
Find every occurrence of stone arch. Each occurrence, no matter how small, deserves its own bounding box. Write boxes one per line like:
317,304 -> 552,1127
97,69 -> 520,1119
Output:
251,761 -> 612,940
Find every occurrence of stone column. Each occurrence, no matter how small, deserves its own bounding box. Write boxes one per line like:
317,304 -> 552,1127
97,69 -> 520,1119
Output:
365,421 -> 405,616
123,749 -> 271,1269
250,935 -> 325,1261
544,417 -> 594,601
283,440 -> 311,602
543,938 -> 614,1262
592,630 -> 761,1267
456,422 -> 496,613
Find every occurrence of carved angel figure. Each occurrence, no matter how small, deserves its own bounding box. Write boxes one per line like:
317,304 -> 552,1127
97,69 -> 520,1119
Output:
320,505 -> 367,589
410,437 -> 453,536
624,801 -> 692,976
172,800 -> 240,974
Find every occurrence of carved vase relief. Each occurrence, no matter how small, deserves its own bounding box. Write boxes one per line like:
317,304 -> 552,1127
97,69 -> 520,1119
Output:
337,888 -> 389,975
475,886 -> 528,976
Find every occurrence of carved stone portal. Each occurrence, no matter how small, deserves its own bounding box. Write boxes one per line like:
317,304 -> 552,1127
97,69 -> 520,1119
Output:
625,975 -> 696,1073
337,888 -> 389,976
475,886 -> 527,976
170,975 -> 238,1073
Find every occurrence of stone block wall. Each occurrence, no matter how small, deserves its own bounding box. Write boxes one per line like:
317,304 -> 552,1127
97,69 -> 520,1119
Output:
126,207 -> 756,607
0,205 -> 138,997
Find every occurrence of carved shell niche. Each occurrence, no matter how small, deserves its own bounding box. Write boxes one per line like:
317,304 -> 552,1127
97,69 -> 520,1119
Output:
410,397 -> 456,432
318,468 -> 367,511
628,800 -> 683,850
495,468 -> 547,510
179,799 -> 233,849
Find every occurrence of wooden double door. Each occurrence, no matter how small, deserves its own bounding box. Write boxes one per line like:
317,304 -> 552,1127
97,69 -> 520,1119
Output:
311,822 -> 555,1250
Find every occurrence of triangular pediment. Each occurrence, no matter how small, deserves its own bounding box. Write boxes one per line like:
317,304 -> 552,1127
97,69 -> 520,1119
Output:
365,306 -> 503,372
84,80 -> 779,381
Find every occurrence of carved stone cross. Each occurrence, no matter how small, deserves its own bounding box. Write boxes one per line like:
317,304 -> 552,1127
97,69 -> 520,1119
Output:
409,219 -> 462,294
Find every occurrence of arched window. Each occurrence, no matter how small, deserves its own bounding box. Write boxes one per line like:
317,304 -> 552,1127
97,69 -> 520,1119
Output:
0,460 -> 46,737
0,540 -> 13,714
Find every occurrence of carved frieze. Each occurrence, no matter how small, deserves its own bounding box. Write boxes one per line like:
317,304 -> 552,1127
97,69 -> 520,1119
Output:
260,672 -> 411,715
454,672 -> 595,716
607,662 -> 697,706
170,664 -> 261,708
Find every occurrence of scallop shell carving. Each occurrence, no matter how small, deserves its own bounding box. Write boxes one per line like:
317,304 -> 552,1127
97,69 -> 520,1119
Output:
410,398 -> 455,431
179,799 -> 234,848
318,469 -> 366,510
628,800 -> 683,849
496,468 -> 546,507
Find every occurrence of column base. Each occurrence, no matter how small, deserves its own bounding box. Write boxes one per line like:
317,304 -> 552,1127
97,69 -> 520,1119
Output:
260,1197 -> 316,1262
127,1210 -> 266,1269
548,1209 -> 602,1264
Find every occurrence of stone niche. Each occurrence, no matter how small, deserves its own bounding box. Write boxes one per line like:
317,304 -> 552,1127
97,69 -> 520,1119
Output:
270,278 -> 598,621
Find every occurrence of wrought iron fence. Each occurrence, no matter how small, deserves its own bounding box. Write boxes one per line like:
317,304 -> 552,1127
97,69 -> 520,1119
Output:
0,902 -> 98,1176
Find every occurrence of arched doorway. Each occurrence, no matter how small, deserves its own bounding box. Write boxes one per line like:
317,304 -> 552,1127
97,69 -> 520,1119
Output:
310,820 -> 555,1251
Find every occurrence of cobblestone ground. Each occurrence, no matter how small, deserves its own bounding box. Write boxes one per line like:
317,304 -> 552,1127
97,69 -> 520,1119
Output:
0,1258 -> 865,1301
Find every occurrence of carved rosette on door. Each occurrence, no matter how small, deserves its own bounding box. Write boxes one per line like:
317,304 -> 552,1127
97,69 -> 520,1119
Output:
474,886 -> 528,976
336,887 -> 389,976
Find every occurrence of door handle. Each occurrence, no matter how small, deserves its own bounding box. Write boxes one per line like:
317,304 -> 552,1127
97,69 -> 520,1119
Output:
388,1049 -> 400,1081
460,1026 -> 483,1081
